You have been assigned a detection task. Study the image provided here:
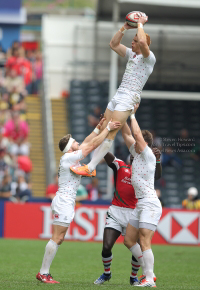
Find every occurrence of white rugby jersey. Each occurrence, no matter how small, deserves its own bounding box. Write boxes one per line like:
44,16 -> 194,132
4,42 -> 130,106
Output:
56,150 -> 84,199
118,48 -> 156,98
129,144 -> 157,199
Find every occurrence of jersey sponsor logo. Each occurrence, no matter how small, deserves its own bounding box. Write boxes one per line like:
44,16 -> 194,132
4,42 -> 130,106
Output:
121,176 -> 132,185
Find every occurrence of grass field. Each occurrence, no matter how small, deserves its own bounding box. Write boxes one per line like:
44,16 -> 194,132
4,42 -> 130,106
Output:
0,239 -> 199,290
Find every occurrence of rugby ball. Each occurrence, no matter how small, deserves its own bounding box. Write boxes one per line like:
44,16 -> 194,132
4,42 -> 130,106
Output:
125,11 -> 147,27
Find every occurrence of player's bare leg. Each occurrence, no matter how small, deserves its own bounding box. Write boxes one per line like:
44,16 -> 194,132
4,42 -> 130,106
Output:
36,225 -> 68,284
72,110 -> 131,177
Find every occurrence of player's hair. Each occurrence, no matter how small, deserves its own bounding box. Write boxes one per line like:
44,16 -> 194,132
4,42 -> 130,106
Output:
145,33 -> 151,46
141,130 -> 153,147
59,134 -> 72,152
135,33 -> 151,46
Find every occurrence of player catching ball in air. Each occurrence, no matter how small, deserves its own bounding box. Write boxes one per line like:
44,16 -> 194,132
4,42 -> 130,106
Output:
94,146 -> 162,285
36,118 -> 121,284
71,13 -> 156,177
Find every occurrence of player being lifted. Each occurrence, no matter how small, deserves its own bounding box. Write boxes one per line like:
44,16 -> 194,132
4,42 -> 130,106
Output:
71,14 -> 156,177
36,118 -> 121,284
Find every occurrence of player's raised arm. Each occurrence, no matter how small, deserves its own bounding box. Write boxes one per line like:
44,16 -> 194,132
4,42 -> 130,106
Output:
110,22 -> 134,57
82,116 -> 106,145
104,152 -> 115,166
80,120 -> 121,158
152,147 -> 162,180
121,122 -> 135,150
130,104 -> 147,152
137,16 -> 150,58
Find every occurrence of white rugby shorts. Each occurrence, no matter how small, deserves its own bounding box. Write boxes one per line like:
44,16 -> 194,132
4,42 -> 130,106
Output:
130,197 -> 162,227
105,205 -> 134,236
51,194 -> 75,227
107,91 -> 141,112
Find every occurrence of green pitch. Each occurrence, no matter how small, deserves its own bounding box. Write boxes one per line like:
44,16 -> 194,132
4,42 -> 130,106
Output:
0,239 -> 199,289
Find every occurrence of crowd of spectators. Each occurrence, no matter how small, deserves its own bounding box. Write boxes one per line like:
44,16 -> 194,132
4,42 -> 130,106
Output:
0,40 -> 43,202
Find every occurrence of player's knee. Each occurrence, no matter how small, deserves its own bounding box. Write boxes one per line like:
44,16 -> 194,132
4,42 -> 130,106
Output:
53,234 -> 65,245
102,243 -> 112,256
124,236 -> 132,249
139,235 -> 150,251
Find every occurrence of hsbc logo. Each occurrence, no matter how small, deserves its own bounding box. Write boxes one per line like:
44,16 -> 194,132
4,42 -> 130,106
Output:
157,212 -> 200,245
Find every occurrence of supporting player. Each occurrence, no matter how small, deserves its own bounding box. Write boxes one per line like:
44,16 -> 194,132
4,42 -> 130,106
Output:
70,15 -> 156,177
36,118 -> 121,284
123,106 -> 162,287
94,146 -> 162,285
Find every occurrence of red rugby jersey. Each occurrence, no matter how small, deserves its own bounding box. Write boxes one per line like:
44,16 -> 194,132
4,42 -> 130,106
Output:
109,158 -> 137,209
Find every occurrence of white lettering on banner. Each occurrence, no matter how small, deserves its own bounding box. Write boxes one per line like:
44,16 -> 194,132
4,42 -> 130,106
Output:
94,208 -> 108,241
73,207 -> 94,241
40,206 -> 53,239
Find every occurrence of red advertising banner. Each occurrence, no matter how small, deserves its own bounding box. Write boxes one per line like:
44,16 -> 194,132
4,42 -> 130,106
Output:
4,202 -> 200,245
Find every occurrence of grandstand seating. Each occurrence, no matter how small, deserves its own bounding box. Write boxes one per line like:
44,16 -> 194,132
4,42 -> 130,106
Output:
69,80 -> 200,207
26,96 -> 46,197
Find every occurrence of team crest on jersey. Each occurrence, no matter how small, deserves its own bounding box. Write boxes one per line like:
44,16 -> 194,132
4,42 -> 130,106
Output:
125,169 -> 129,173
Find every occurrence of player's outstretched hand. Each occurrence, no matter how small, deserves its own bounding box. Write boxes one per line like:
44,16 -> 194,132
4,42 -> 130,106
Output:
133,103 -> 140,114
124,22 -> 137,30
152,147 -> 161,160
97,115 -> 106,130
138,15 -> 148,25
107,119 -> 121,131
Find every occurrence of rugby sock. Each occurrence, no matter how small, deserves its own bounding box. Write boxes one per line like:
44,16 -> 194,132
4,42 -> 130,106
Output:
40,239 -> 59,274
142,249 -> 154,283
129,243 -> 145,274
102,254 -> 113,276
88,139 -> 113,172
130,255 -> 140,279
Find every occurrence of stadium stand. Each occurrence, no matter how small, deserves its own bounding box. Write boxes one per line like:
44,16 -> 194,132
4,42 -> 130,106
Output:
69,80 -> 200,207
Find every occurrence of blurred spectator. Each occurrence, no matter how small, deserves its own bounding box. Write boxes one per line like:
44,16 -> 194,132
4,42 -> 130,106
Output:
76,184 -> 88,202
3,111 -> 30,156
191,141 -> 200,161
4,68 -> 25,95
161,146 -> 182,168
182,187 -> 200,210
32,51 -> 43,94
11,170 -> 32,202
151,130 -> 162,150
88,106 -> 101,129
0,173 -> 11,198
86,177 -> 101,201
177,128 -> 194,152
0,44 -> 6,61
46,174 -> 58,200
0,147 -> 9,183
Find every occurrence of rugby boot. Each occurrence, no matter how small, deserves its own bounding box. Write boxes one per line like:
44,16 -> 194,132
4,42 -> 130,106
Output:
36,272 -> 60,284
70,164 -> 96,177
94,273 -> 112,284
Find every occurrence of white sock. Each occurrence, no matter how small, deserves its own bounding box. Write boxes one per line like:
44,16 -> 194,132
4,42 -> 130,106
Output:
143,249 -> 154,283
129,243 -> 145,274
40,239 -> 59,274
88,139 -> 113,172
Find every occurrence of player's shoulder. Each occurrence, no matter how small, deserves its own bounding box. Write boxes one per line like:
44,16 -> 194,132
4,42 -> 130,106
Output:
114,158 -> 130,168
143,50 -> 156,62
142,145 -> 155,159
